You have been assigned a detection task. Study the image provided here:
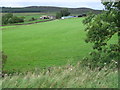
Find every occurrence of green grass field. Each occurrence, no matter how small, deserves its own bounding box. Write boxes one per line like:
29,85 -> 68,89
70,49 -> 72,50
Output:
2,17 -> 117,73
1,17 -> 118,88
3,18 -> 91,72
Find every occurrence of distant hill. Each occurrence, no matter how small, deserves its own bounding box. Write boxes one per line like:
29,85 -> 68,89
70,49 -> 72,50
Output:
0,6 -> 102,14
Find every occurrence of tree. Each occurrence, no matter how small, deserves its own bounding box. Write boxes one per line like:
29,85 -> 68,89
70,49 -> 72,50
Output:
56,8 -> 70,19
56,12 -> 62,19
60,8 -> 70,16
82,1 -> 120,68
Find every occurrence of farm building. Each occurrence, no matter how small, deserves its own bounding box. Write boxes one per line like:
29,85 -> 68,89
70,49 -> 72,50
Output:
48,16 -> 56,19
61,16 -> 76,19
40,16 -> 49,19
40,15 -> 56,19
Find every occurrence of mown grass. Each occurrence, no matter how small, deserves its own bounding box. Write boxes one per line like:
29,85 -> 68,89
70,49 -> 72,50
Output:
2,18 -> 92,72
2,62 -> 118,88
2,17 -> 117,73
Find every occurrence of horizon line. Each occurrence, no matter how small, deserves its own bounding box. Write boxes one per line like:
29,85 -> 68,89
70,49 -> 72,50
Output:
0,6 -> 103,10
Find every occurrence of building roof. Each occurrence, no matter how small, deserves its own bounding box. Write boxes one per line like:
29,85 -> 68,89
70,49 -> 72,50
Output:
61,16 -> 75,19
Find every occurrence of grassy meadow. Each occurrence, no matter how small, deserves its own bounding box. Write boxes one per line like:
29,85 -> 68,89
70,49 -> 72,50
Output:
1,16 -> 118,88
3,18 -> 93,72
2,17 -> 118,73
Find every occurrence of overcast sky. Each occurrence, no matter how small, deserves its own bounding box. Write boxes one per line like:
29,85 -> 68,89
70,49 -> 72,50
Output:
0,0 -> 104,10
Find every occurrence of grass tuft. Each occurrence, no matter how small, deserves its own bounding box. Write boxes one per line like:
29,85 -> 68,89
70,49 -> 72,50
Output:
2,62 -> 118,88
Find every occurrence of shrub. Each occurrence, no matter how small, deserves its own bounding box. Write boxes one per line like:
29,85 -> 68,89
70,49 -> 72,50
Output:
1,51 -> 7,68
82,44 -> 119,69
2,13 -> 24,25
2,13 -> 13,25
8,16 -> 24,23
29,17 -> 36,21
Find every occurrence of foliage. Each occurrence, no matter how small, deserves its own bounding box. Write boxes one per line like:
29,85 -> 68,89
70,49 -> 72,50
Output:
56,12 -> 62,19
1,51 -> 7,68
29,17 -> 36,21
2,13 -> 24,25
60,8 -> 70,16
56,8 -> 70,19
82,1 -> 120,68
83,50 -> 118,69
8,16 -> 24,23
2,62 -> 118,88
2,13 -> 13,25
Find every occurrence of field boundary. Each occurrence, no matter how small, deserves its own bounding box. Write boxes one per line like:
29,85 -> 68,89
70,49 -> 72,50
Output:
1,19 -> 55,26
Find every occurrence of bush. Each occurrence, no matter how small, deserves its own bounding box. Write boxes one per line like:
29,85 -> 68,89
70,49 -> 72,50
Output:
29,17 -> 36,21
2,13 -> 13,25
8,16 -> 24,23
82,45 -> 119,69
1,51 -> 7,68
2,13 -> 24,25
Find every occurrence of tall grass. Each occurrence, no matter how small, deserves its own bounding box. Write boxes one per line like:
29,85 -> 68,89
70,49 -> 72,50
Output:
2,62 -> 118,88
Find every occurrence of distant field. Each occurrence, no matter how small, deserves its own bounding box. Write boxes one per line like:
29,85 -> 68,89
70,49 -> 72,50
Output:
14,13 -> 49,21
1,13 -> 55,21
1,13 -> 55,26
11,19 -> 50,25
2,18 -> 117,73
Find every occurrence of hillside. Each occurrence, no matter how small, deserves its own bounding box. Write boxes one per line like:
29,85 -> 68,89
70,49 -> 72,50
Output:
1,6 -> 102,14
